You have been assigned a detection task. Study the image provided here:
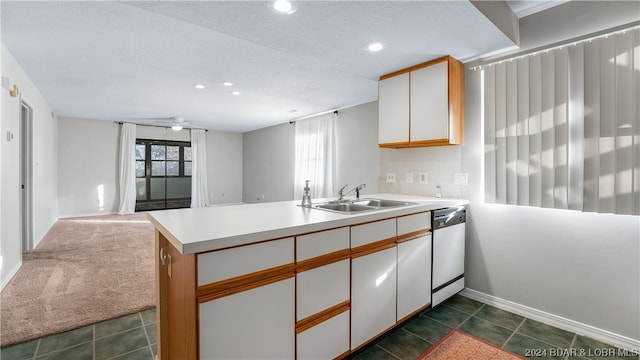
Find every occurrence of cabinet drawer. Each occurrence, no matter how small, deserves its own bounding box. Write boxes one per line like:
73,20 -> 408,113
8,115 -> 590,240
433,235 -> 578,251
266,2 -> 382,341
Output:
297,310 -> 350,360
351,218 -> 396,248
297,259 -> 350,320
397,212 -> 431,235
297,227 -> 349,261
197,237 -> 294,286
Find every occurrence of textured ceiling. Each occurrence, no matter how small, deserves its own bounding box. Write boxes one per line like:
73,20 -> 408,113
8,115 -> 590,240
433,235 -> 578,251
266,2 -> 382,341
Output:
1,1 -> 540,133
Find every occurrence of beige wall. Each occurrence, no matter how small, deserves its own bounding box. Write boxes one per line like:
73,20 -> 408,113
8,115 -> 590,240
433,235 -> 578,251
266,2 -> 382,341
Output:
57,119 -> 244,217
242,101 -> 380,204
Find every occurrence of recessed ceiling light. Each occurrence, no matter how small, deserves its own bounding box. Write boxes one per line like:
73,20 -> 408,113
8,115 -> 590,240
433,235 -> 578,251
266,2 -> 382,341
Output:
272,0 -> 297,14
367,42 -> 384,52
232,91 -> 240,96
223,81 -> 233,87
194,84 -> 206,89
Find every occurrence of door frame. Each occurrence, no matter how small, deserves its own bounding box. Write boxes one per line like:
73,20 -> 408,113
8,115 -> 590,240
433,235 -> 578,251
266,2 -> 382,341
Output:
20,101 -> 33,252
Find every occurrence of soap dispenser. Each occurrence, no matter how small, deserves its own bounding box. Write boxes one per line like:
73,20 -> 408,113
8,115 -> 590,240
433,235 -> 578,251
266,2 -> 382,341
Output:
301,180 -> 312,207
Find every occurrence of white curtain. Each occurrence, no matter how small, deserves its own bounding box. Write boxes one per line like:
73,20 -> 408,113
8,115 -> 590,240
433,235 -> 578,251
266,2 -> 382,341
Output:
294,112 -> 337,200
483,27 -> 639,215
191,129 -> 210,208
117,123 -> 137,214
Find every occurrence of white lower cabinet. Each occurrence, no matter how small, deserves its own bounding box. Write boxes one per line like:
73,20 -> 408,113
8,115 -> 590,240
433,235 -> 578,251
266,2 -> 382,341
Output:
199,278 -> 295,360
397,234 -> 432,321
351,247 -> 397,349
297,311 -> 350,360
296,259 -> 350,320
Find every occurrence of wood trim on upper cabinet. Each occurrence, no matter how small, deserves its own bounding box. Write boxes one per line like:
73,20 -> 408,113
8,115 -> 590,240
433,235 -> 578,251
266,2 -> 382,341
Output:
448,56 -> 464,145
350,237 -> 397,259
296,249 -> 351,273
379,56 -> 450,81
196,263 -> 295,303
395,229 -> 431,244
295,300 -> 350,334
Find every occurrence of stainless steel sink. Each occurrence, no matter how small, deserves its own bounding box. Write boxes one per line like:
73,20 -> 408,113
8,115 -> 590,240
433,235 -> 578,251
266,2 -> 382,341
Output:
355,198 -> 415,208
313,203 -> 377,214
311,198 -> 416,214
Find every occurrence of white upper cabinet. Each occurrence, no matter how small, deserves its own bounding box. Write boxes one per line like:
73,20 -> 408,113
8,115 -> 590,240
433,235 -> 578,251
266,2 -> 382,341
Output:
378,72 -> 410,144
378,56 -> 464,148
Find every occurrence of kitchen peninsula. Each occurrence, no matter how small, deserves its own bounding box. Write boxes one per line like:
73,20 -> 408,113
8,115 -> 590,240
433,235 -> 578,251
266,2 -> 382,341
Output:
148,194 -> 467,360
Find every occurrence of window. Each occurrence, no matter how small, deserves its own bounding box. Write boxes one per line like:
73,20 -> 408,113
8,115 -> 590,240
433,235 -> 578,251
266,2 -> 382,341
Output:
135,139 -> 192,211
482,27 -> 639,215
294,112 -> 337,199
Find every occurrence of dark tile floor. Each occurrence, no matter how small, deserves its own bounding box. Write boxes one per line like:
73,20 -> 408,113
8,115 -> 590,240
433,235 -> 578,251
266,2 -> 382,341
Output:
350,295 -> 638,360
2,295 -> 636,360
1,308 -> 156,360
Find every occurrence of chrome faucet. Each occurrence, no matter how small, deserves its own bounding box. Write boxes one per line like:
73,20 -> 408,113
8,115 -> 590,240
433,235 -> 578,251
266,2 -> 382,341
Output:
337,183 -> 366,201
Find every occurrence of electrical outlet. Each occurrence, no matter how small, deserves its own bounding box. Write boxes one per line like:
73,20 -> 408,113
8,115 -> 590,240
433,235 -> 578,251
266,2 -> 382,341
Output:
386,172 -> 396,183
454,172 -> 469,185
405,172 -> 413,184
418,172 -> 428,184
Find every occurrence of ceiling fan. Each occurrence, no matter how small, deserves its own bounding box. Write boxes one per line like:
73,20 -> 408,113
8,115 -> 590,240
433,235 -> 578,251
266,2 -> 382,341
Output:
131,116 -> 192,131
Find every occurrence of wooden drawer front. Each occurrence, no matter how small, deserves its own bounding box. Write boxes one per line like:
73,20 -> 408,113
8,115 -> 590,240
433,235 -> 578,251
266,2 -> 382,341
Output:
297,227 -> 349,261
297,310 -> 350,360
197,237 -> 294,286
397,212 -> 430,235
350,218 -> 396,248
296,259 -> 350,320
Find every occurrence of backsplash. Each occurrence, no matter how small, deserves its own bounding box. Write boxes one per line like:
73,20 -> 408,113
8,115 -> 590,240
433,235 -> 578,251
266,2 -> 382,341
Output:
378,145 -> 469,199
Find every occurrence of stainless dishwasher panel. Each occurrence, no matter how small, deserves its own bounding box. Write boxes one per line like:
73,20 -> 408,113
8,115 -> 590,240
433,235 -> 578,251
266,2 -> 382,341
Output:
432,207 -> 466,306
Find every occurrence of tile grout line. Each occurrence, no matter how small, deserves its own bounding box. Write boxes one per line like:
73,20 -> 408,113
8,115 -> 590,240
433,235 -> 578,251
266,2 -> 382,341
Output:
566,333 -> 578,360
374,344 -> 403,360
31,339 -> 41,360
93,324 -> 96,360
501,317 -> 527,348
455,303 -> 485,329
140,312 -> 155,358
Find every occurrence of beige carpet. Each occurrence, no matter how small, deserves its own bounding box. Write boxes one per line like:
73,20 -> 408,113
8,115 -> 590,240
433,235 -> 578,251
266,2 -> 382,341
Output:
0,213 -> 155,348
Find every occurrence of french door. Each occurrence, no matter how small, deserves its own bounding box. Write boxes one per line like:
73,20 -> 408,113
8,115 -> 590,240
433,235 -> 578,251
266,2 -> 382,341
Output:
135,139 -> 192,211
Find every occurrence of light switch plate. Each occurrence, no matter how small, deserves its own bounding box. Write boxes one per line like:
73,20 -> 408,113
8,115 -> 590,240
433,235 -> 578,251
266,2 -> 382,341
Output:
386,173 -> 396,183
454,172 -> 469,185
405,172 -> 413,184
418,172 -> 428,184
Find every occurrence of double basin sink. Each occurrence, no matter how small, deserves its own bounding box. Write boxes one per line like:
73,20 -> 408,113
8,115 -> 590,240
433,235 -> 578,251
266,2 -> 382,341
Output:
312,198 -> 416,214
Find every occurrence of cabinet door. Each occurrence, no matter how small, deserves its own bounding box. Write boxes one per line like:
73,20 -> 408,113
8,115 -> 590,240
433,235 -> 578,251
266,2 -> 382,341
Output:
297,310 -> 350,360
199,278 -> 295,359
351,247 -> 397,349
297,259 -> 350,320
379,73 -> 409,144
397,234 -> 432,321
410,61 -> 449,142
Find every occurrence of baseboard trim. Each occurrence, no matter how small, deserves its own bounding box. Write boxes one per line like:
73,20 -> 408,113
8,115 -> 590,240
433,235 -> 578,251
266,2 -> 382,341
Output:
460,288 -> 640,351
57,211 -> 117,219
1,260 -> 23,291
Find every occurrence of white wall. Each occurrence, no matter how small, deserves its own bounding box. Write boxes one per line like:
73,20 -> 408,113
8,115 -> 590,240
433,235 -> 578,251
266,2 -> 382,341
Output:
57,121 -> 242,216
58,117 -> 119,217
243,122 -> 295,203
1,45 -> 58,289
206,130 -> 243,205
242,102 -> 380,203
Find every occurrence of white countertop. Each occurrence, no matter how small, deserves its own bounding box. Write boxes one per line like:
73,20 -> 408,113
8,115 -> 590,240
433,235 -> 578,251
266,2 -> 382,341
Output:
147,193 -> 468,254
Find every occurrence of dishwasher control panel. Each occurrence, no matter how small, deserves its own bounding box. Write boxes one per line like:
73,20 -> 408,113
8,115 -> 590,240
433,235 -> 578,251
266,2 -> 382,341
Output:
433,207 -> 466,229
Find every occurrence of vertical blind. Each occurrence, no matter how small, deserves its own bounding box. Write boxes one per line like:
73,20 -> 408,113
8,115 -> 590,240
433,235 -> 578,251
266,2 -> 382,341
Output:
483,27 -> 639,215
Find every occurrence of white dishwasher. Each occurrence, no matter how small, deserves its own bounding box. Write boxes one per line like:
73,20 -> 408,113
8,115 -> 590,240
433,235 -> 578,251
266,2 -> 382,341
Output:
431,206 -> 466,306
